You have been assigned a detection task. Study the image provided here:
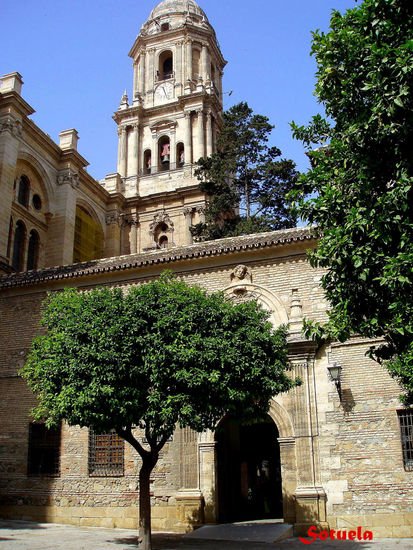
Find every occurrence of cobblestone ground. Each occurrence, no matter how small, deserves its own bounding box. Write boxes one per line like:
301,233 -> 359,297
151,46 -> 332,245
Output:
1,521 -> 412,550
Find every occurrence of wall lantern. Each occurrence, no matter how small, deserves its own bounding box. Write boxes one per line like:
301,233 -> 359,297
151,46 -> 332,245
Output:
327,363 -> 342,401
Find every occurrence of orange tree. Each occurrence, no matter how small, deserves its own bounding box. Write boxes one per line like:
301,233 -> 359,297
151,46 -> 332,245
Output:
21,273 -> 297,550
290,0 -> 413,403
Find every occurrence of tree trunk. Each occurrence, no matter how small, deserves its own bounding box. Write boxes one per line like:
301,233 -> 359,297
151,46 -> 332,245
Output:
139,458 -> 154,550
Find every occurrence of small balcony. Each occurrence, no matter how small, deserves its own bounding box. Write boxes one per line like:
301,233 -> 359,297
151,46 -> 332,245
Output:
156,70 -> 174,82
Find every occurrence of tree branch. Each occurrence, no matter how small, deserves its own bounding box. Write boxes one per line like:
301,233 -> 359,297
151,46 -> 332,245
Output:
116,426 -> 149,459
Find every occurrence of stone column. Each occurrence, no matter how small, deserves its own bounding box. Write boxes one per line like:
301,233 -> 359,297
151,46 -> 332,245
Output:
206,111 -> 213,157
170,130 -> 176,169
184,112 -> 192,164
147,48 -> 156,92
196,206 -> 206,224
129,214 -> 139,254
0,117 -> 21,268
133,123 -> 140,176
152,132 -> 158,173
198,436 -> 218,523
186,40 -> 193,81
218,70 -> 223,99
278,437 -> 297,524
196,109 -> 205,161
176,41 -> 183,88
105,211 -> 121,257
183,207 -> 193,245
201,43 -> 209,81
139,51 -> 146,94
117,126 -> 127,177
133,63 -> 138,98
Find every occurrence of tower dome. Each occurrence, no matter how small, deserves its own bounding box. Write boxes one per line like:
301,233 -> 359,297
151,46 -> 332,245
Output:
149,0 -> 208,21
140,0 -> 212,35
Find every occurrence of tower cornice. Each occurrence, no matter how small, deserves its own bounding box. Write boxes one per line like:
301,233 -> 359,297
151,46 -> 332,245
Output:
129,24 -> 226,68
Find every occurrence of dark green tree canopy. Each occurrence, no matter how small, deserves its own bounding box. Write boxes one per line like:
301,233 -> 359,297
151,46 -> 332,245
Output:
21,275 -> 295,434
193,102 -> 299,240
21,273 -> 296,549
290,0 -> 413,402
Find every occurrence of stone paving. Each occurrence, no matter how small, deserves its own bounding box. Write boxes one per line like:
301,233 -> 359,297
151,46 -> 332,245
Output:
1,520 -> 413,550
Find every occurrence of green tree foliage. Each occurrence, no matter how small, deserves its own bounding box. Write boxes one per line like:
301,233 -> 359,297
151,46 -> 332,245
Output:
193,102 -> 299,240
290,0 -> 413,403
20,273 -> 297,550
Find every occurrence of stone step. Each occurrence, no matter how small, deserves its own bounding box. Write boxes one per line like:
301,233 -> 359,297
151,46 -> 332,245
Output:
184,520 -> 293,543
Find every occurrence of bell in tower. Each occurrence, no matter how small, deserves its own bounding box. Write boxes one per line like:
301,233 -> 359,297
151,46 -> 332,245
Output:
103,0 -> 227,254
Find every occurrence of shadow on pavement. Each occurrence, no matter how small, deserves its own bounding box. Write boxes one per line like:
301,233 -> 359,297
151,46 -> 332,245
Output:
108,533 -> 185,548
0,520 -> 45,530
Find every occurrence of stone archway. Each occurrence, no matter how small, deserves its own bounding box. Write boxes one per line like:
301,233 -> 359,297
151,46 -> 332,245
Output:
215,414 -> 283,523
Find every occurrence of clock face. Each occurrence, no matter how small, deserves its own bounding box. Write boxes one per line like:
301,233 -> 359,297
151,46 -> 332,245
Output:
155,82 -> 173,101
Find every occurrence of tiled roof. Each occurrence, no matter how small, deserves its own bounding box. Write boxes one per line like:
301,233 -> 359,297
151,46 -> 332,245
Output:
0,226 -> 316,289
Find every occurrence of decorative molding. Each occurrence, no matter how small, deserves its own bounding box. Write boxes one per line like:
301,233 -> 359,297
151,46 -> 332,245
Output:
105,211 -> 121,226
198,442 -> 216,453
183,206 -> 195,217
230,264 -> 252,284
0,117 -> 23,137
56,169 -> 80,189
121,213 -> 139,227
149,211 -> 174,235
150,119 -> 177,137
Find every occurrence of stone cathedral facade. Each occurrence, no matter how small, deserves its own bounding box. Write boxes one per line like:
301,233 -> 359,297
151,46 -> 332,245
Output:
0,0 -> 412,538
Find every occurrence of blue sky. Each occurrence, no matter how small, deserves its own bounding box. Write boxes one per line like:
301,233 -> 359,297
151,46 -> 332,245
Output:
1,0 -> 357,180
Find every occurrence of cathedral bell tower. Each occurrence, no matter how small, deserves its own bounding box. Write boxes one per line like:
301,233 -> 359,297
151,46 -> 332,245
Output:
105,0 -> 226,253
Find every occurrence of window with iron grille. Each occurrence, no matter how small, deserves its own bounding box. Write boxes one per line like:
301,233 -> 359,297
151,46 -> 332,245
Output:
28,423 -> 61,476
88,429 -> 124,476
398,410 -> 413,471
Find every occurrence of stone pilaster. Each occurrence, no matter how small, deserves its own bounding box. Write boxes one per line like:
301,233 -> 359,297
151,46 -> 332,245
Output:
139,51 -> 146,94
170,130 -> 176,168
117,126 -> 127,177
198,437 -> 217,523
0,115 -> 21,266
186,40 -> 193,82
206,111 -> 213,157
184,112 -> 192,165
183,207 -> 194,245
132,123 -> 140,176
196,109 -> 204,161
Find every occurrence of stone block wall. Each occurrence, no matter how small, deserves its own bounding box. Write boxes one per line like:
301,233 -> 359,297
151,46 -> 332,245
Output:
0,238 -> 411,535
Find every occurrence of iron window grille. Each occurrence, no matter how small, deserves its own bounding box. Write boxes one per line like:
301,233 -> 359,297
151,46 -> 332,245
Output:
88,429 -> 124,477
398,409 -> 413,471
27,423 -> 61,476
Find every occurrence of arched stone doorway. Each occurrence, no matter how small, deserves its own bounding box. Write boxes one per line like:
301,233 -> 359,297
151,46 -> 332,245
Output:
215,415 -> 283,523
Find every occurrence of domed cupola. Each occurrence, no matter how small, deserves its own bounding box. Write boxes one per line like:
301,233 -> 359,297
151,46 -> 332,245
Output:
150,0 -> 208,20
141,0 -> 213,35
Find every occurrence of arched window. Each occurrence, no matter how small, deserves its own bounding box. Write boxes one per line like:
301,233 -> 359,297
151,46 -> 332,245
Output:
177,143 -> 185,167
27,230 -> 40,271
144,149 -> 152,174
11,220 -> 26,271
158,136 -> 170,172
17,175 -> 30,207
158,235 -> 168,249
158,50 -> 173,81
73,205 -> 103,263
